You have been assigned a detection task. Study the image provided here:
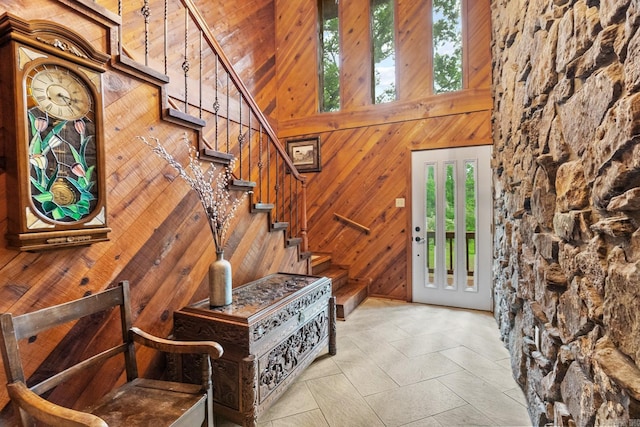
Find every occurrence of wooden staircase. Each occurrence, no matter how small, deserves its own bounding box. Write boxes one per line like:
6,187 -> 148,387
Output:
311,254 -> 369,320
99,0 -> 311,262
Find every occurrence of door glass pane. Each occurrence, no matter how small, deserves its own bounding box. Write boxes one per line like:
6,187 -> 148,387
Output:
465,160 -> 476,289
425,163 -> 436,286
432,0 -> 463,94
445,162 -> 455,286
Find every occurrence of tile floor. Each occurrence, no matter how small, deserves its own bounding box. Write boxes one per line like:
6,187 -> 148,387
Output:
217,297 -> 531,427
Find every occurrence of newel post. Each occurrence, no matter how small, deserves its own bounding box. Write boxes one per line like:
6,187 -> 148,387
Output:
300,178 -> 308,254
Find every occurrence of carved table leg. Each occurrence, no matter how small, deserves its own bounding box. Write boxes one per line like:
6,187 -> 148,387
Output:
329,296 -> 337,355
241,354 -> 258,427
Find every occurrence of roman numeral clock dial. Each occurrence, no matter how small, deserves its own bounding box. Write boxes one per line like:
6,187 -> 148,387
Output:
27,65 -> 91,121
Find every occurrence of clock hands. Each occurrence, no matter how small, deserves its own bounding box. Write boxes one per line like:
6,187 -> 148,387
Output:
55,92 -> 84,117
57,92 -> 76,107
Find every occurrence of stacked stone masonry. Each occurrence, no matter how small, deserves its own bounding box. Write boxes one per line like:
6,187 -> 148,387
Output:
492,0 -> 640,426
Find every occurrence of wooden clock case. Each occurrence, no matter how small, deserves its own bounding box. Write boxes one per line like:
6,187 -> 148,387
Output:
0,13 -> 111,251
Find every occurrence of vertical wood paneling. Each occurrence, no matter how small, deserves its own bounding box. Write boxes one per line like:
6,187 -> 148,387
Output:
396,0 -> 432,99
466,0 -> 492,89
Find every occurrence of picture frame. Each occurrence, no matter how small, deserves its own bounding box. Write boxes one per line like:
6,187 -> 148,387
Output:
286,136 -> 322,173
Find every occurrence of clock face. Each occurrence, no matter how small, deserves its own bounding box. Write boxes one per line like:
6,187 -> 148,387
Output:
27,64 -> 92,121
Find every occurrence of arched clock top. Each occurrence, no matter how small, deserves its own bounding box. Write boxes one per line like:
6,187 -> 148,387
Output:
0,13 -> 110,72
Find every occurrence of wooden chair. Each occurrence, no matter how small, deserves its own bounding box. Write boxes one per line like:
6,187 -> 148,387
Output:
0,280 -> 223,427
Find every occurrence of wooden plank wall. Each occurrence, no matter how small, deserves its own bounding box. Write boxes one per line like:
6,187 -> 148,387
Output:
274,0 -> 493,300
192,0 -> 278,118
0,0 -> 304,419
0,0 -> 493,419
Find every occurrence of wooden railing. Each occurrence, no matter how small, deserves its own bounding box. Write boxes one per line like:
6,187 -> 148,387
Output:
425,231 -> 475,276
97,0 -> 308,253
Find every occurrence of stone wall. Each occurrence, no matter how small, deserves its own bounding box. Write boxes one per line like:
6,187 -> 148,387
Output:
491,1 -> 640,425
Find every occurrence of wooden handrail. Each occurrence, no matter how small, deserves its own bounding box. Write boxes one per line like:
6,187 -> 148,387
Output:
109,0 -> 308,254
334,213 -> 371,235
180,0 -> 305,183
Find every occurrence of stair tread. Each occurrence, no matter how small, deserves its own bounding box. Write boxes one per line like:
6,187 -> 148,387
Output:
317,267 -> 348,291
333,280 -> 368,302
271,222 -> 289,231
252,203 -> 274,213
311,254 -> 332,268
311,255 -> 339,275
229,179 -> 256,191
286,237 -> 302,248
320,266 -> 348,278
309,253 -> 368,319
334,281 -> 369,319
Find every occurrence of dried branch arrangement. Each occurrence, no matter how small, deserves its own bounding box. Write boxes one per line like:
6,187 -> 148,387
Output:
139,134 -> 247,253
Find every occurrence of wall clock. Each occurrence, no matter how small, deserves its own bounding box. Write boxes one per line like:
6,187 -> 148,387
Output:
0,13 -> 111,251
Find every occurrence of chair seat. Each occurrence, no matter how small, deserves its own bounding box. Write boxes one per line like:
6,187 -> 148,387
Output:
88,378 -> 207,426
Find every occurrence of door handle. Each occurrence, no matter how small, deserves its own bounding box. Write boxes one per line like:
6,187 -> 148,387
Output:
415,236 -> 425,243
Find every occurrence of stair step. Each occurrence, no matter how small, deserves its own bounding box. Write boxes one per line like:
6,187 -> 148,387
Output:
116,54 -> 170,86
286,237 -> 302,248
229,179 -> 256,191
334,280 -> 369,320
165,107 -> 206,129
200,148 -> 234,165
311,254 -> 333,274
270,222 -> 289,231
251,203 -> 274,213
310,253 -> 368,320
321,266 -> 348,291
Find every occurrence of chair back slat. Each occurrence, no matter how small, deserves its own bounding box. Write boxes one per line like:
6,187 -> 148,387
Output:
0,282 -> 135,393
31,343 -> 129,396
118,280 -> 138,380
0,314 -> 26,384
11,286 -> 125,340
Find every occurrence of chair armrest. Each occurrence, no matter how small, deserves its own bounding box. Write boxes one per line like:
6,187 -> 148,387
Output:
7,381 -> 107,427
130,327 -> 223,359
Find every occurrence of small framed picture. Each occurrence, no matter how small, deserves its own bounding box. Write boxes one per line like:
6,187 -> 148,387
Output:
286,136 -> 322,173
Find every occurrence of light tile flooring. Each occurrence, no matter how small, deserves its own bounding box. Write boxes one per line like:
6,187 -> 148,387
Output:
217,298 -> 531,427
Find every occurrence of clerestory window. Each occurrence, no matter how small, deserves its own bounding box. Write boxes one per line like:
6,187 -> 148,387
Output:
318,0 -> 465,112
371,0 -> 396,104
319,0 -> 340,112
432,0 -> 463,94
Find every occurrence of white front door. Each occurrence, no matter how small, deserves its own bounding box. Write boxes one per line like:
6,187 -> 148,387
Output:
411,146 -> 492,311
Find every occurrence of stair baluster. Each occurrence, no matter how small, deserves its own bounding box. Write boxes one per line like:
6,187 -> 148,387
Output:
108,0 -> 309,256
